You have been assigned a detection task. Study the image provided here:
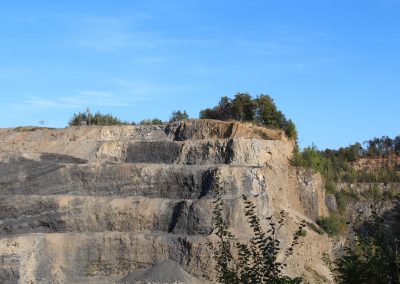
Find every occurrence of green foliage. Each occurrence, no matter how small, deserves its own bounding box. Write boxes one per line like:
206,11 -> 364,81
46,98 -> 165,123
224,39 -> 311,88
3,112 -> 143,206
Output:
305,221 -> 324,235
360,183 -> 389,201
284,120 -> 298,141
325,182 -> 361,215
199,93 -> 298,140
342,187 -> 360,201
297,144 -> 326,173
299,229 -> 307,237
364,136 -> 400,157
231,93 -> 255,121
293,137 -> 400,183
317,214 -> 347,236
325,181 -> 336,194
326,203 -> 400,283
139,118 -> 165,125
199,96 -> 233,120
335,191 -> 347,214
291,146 -> 304,167
169,110 -> 189,122
68,109 -> 130,126
208,183 -> 305,283
254,95 -> 284,129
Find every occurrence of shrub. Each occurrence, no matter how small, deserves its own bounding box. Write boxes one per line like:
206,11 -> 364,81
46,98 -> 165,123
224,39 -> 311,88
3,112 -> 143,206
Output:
325,203 -> 400,283
68,109 -> 129,126
306,221 -> 324,235
292,137 -> 400,184
208,183 -> 305,283
317,214 -> 347,236
139,118 -> 165,125
325,181 -> 336,194
342,187 -> 360,201
334,191 -> 347,214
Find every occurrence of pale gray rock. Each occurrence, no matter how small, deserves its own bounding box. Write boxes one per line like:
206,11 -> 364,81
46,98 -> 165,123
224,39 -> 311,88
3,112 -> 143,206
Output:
0,120 -> 332,283
325,194 -> 338,211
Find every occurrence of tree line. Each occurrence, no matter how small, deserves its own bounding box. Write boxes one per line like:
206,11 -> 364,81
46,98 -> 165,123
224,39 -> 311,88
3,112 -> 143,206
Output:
199,93 -> 297,140
293,136 -> 400,183
67,93 -> 297,140
68,109 -> 189,126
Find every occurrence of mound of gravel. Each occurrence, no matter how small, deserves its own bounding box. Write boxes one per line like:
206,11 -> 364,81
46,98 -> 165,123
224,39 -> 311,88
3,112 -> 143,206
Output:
119,259 -> 201,284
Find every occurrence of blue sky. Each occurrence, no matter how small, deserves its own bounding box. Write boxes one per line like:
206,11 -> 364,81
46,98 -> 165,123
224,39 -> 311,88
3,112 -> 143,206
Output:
0,0 -> 399,149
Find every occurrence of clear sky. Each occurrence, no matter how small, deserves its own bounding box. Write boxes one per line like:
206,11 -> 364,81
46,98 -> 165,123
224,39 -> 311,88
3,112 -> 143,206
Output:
0,0 -> 399,149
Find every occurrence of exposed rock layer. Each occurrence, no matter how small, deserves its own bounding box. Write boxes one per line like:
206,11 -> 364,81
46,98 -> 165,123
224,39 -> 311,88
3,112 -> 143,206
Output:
0,120 -> 331,283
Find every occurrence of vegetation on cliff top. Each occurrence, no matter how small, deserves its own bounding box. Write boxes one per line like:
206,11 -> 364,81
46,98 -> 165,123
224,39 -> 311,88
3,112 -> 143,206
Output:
67,93 -> 297,140
292,136 -> 400,183
68,108 -> 190,126
293,135 -> 400,236
68,109 -> 132,126
199,93 -> 298,140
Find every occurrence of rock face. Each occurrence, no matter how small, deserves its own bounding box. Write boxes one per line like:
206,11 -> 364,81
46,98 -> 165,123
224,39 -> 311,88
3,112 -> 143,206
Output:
0,120 -> 332,283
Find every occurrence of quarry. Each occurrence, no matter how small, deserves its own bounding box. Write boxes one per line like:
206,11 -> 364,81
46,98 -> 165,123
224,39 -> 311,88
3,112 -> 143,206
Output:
0,119 -> 346,283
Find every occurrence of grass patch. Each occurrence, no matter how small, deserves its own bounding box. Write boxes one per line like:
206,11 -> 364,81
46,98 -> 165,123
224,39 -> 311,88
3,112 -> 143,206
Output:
325,180 -> 336,194
306,221 -> 324,235
317,214 -> 348,236
299,229 -> 307,237
342,187 -> 360,201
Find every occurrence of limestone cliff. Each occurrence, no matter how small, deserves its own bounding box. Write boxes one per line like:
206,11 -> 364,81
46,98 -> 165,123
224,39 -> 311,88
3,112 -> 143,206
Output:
0,120 -> 332,283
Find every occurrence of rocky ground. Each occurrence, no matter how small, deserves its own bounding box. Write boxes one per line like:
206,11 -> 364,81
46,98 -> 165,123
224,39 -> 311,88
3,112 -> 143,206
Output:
0,120 -> 333,283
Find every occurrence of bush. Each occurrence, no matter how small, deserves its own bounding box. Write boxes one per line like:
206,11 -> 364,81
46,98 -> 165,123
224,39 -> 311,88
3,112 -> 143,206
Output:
317,214 -> 347,236
68,109 -> 129,126
325,181 -> 336,194
208,182 -> 305,283
335,191 -> 347,214
139,118 -> 165,125
306,221 -> 324,235
292,138 -> 400,183
169,110 -> 189,122
342,187 -> 360,201
326,203 -> 400,283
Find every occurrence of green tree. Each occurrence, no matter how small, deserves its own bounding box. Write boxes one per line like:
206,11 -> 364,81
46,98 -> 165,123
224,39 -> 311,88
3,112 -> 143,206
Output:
139,118 -> 165,125
218,96 -> 234,120
69,111 -> 88,126
199,93 -> 298,141
326,203 -> 400,283
301,144 -> 325,172
68,110 -> 129,126
169,110 -> 189,122
231,93 -> 255,121
293,135 -> 400,183
254,95 -> 280,127
199,96 -> 233,120
284,120 -> 298,141
199,108 -> 221,120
